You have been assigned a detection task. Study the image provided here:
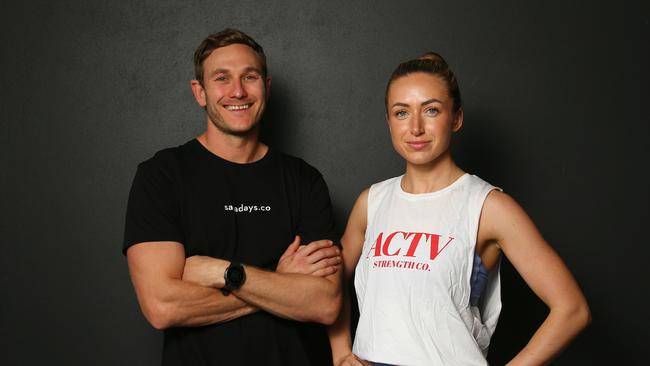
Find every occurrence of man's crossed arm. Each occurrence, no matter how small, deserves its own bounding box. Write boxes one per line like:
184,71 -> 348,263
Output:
127,236 -> 342,330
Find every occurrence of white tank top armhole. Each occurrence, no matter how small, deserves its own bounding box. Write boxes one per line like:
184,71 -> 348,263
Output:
468,176 -> 503,352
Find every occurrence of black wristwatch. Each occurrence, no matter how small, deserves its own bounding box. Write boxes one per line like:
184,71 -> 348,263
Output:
221,262 -> 246,295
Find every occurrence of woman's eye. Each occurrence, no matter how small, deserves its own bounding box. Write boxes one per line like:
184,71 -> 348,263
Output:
395,111 -> 408,119
425,107 -> 439,116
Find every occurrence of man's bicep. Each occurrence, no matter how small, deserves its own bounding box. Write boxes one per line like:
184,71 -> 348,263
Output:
127,241 -> 186,309
126,241 -> 186,328
128,241 -> 185,280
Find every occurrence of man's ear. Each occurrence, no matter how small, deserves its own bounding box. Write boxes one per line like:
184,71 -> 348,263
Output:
452,108 -> 464,132
265,76 -> 272,100
190,79 -> 207,107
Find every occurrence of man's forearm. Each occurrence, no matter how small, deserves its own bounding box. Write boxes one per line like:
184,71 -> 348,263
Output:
179,239 -> 342,326
155,279 -> 258,328
232,265 -> 341,325
128,245 -> 258,330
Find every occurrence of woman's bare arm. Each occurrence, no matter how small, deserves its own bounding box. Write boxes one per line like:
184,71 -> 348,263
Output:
479,191 -> 591,365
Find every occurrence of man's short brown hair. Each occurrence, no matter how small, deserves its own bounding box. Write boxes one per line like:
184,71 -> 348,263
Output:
193,28 -> 267,85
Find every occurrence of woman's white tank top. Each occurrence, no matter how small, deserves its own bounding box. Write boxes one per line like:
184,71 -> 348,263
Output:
353,174 -> 502,366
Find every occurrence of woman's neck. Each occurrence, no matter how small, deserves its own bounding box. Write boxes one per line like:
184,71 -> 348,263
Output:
401,155 -> 464,194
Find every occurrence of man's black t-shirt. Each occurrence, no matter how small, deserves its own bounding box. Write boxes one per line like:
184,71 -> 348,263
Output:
123,139 -> 338,366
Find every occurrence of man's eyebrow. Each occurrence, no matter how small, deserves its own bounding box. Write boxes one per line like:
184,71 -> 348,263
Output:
210,68 -> 230,76
209,67 -> 262,76
242,66 -> 262,74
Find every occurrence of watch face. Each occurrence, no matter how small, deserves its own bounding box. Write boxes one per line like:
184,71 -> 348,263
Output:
222,263 -> 245,295
229,266 -> 244,283
226,264 -> 246,288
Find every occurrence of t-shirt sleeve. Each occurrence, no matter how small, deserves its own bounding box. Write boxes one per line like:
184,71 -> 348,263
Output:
297,166 -> 340,246
122,156 -> 184,254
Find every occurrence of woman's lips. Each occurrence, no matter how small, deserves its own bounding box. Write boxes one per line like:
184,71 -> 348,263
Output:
406,141 -> 431,150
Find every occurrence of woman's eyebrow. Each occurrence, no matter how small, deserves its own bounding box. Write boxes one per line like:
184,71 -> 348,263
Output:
421,98 -> 442,106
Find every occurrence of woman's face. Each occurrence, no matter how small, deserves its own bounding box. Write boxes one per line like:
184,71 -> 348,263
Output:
386,72 -> 462,167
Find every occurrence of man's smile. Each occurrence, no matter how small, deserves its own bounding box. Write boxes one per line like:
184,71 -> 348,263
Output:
224,103 -> 252,111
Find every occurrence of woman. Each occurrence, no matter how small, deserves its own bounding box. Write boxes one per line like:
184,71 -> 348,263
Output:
328,53 -> 590,365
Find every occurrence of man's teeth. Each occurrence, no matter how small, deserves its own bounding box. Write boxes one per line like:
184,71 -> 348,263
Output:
225,104 -> 251,111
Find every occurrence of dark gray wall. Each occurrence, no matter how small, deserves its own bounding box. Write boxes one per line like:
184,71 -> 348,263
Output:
1,0 -> 648,365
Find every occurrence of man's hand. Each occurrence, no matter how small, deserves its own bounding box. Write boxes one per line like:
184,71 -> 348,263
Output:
182,256 -> 229,288
182,235 -> 340,288
276,236 -> 341,276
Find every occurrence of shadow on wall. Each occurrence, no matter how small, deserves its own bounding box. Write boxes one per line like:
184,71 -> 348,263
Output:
260,78 -> 295,152
452,108 -> 510,184
487,259 -> 547,363
452,110 -> 549,363
260,79 -> 353,236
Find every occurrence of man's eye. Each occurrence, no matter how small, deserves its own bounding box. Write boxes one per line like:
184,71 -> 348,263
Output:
215,76 -> 227,82
244,74 -> 259,81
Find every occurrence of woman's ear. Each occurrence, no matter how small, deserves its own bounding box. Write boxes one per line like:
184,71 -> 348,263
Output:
452,108 -> 464,132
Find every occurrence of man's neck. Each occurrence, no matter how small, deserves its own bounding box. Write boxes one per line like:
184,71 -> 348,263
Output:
197,127 -> 268,164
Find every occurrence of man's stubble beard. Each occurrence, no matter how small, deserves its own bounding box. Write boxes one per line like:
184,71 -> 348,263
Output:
206,106 -> 264,138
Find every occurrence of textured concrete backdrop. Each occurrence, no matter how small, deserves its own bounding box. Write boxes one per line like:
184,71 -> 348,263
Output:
1,0 -> 648,365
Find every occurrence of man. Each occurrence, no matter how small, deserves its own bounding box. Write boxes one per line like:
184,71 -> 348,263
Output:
124,29 -> 342,365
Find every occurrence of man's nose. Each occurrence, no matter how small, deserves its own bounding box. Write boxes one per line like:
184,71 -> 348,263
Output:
230,79 -> 247,98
